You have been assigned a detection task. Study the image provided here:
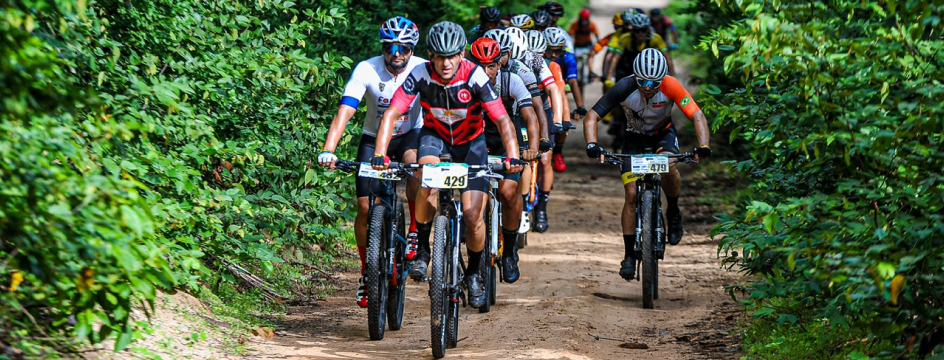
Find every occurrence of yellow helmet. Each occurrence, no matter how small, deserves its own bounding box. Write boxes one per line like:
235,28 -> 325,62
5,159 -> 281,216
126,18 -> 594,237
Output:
612,13 -> 623,26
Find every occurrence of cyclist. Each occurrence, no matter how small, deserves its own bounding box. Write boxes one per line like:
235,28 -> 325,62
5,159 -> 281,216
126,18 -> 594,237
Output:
372,21 -> 524,309
650,8 -> 679,49
568,9 -> 599,50
582,49 -> 712,280
539,2 -> 575,51
470,6 -> 505,41
521,28 -> 565,233
606,13 -> 674,152
544,27 -> 587,173
469,38 -> 542,283
318,16 -> 425,308
510,14 -> 535,30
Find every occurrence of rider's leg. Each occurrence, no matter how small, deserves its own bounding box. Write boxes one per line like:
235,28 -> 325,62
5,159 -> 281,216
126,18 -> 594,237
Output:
355,196 -> 370,274
402,148 -> 422,259
535,110 -> 554,232
462,189 -> 489,308
409,128 -> 444,280
499,178 -> 523,283
657,125 -> 684,245
620,179 -> 638,280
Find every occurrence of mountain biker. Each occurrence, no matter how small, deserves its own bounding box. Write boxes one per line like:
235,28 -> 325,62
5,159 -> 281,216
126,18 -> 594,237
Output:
470,6 -> 505,41
372,21 -> 524,309
649,8 -> 679,49
521,28 -> 565,233
544,27 -> 586,173
469,38 -> 542,283
568,9 -> 599,50
582,49 -> 712,280
537,2 -> 575,52
318,16 -> 425,308
606,13 -> 674,152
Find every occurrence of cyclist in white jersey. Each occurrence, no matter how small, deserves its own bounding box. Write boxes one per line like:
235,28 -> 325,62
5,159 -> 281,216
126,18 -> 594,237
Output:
318,16 -> 426,308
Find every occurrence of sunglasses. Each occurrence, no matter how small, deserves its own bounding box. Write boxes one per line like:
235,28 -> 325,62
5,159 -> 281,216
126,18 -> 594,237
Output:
636,78 -> 662,89
383,43 -> 413,55
632,28 -> 649,33
547,47 -> 565,55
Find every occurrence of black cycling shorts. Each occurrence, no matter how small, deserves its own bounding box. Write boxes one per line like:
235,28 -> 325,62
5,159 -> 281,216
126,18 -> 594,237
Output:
619,122 -> 680,175
417,128 -> 488,193
355,129 -> 419,197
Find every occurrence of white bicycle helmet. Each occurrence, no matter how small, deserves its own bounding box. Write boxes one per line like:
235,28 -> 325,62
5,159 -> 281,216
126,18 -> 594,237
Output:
628,13 -> 651,28
380,16 -> 420,46
543,27 -> 568,47
633,48 -> 668,80
483,29 -> 513,54
508,34 -> 528,61
510,14 -> 535,29
525,30 -> 547,53
427,21 -> 467,56
506,27 -> 528,47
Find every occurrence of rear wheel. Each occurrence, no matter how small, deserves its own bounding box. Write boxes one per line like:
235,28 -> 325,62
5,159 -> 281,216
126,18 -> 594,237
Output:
640,190 -> 656,309
366,205 -> 389,340
430,216 -> 449,359
387,203 -> 406,330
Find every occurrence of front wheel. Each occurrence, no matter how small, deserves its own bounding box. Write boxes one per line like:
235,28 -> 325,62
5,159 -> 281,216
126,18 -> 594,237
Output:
640,190 -> 657,309
366,205 -> 389,340
430,216 -> 450,359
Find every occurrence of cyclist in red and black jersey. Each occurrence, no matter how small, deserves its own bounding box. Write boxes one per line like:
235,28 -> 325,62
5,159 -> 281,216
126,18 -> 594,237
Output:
373,21 -> 523,309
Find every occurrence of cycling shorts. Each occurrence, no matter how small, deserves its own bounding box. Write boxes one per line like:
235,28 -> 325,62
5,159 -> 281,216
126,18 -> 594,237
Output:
619,123 -> 680,182
355,129 -> 419,198
417,128 -> 488,193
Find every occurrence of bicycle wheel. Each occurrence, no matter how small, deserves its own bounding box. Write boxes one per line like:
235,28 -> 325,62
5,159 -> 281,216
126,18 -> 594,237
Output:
446,217 -> 460,349
479,201 -> 494,313
387,202 -> 406,330
430,215 -> 449,359
366,205 -> 389,340
640,190 -> 656,309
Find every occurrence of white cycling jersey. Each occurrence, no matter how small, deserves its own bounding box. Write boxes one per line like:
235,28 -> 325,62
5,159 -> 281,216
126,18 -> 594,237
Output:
340,55 -> 427,137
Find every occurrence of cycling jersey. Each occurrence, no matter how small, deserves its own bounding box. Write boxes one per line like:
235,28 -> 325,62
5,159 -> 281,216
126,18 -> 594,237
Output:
553,51 -> 578,81
390,60 -> 507,145
485,71 -> 533,173
340,55 -> 427,137
504,59 -> 541,98
523,51 -> 555,89
614,32 -> 668,54
591,75 -> 700,135
651,16 -> 676,40
606,29 -> 627,53
539,60 -> 565,110
568,19 -> 598,47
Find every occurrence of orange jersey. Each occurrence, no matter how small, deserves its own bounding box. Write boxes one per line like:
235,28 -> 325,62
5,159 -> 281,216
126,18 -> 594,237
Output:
568,20 -> 598,47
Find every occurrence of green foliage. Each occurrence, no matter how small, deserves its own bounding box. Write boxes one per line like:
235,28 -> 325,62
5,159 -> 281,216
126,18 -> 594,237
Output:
705,0 -> 944,358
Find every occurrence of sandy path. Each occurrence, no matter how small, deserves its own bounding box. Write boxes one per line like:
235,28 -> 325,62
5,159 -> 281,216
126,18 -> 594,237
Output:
247,1 -> 741,358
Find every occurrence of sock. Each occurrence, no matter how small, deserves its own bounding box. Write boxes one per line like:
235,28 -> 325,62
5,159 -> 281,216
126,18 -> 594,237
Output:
358,245 -> 367,274
536,190 -> 551,212
502,228 -> 519,259
553,144 -> 564,154
416,221 -> 432,255
623,234 -> 635,259
667,196 -> 679,213
408,200 -> 418,233
467,249 -> 482,275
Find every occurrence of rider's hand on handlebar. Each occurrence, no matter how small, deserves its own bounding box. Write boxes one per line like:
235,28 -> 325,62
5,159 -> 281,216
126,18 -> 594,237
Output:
370,153 -> 390,170
504,158 -> 525,174
522,148 -> 539,161
586,142 -> 605,162
318,151 -> 338,169
694,146 -> 711,162
539,138 -> 553,152
550,122 -> 565,135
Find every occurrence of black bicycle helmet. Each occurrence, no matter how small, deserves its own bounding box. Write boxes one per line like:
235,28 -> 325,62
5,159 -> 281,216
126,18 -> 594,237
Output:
543,1 -> 564,17
427,21 -> 467,56
531,10 -> 552,28
481,7 -> 502,23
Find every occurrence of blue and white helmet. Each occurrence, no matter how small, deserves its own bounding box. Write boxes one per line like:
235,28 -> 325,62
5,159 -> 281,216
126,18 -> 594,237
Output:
380,16 -> 420,46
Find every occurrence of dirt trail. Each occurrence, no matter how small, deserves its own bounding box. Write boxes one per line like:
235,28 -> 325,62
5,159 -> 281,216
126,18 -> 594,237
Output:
247,1 -> 741,359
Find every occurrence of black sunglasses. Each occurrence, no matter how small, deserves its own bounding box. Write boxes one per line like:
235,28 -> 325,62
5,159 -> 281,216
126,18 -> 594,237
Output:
547,47 -> 565,55
383,43 -> 413,55
632,28 -> 649,33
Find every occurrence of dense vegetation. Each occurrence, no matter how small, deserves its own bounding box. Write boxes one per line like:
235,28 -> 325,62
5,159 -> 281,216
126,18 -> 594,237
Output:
0,0 -> 583,357
690,0 -> 944,358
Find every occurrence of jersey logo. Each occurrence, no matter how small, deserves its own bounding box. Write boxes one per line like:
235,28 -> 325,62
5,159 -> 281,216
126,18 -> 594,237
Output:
430,107 -> 469,125
457,88 -> 472,103
652,101 -> 668,109
378,96 -> 391,106
403,76 -> 416,93
680,96 -> 691,107
379,82 -> 386,91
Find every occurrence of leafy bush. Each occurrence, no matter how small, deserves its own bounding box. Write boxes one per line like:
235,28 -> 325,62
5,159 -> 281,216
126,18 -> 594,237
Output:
707,0 -> 944,358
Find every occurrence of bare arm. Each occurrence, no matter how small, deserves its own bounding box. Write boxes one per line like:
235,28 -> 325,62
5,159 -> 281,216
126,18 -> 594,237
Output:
520,106 -> 541,160
663,50 -> 675,77
568,78 -> 584,111
690,110 -> 710,148
531,96 -> 549,139
546,82 -> 564,126
493,114 -> 523,173
606,53 -> 622,80
584,110 -> 600,144
318,105 -> 358,169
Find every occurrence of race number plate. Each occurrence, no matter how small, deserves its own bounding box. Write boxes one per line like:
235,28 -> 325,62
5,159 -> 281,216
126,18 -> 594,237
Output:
487,155 -> 503,165
358,163 -> 402,181
423,163 -> 469,189
630,154 -> 670,174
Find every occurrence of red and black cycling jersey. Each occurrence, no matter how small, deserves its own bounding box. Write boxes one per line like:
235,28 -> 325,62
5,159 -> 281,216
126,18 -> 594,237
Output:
390,60 -> 508,145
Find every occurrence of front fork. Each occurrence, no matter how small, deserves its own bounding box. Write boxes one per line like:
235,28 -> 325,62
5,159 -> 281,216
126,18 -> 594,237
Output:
634,178 -> 665,278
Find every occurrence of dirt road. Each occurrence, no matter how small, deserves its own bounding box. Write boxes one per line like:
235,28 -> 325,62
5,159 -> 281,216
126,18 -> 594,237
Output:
248,1 -> 741,358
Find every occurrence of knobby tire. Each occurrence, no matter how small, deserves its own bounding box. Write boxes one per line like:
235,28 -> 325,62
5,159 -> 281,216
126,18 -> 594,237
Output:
430,216 -> 449,359
366,205 -> 389,340
640,190 -> 656,309
387,203 -> 406,330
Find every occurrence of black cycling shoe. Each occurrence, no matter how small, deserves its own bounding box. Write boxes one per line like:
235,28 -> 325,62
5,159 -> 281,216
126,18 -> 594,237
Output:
466,273 -> 486,308
533,211 -> 549,233
667,210 -> 683,246
619,257 -> 636,281
409,250 -> 430,281
502,252 -> 520,283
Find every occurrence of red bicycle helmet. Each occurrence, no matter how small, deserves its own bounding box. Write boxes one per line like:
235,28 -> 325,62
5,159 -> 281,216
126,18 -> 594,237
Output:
470,38 -> 501,64
580,9 -> 590,19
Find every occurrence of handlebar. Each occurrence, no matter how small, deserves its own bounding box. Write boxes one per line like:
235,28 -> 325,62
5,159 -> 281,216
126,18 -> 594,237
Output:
601,151 -> 698,166
337,160 -> 508,173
